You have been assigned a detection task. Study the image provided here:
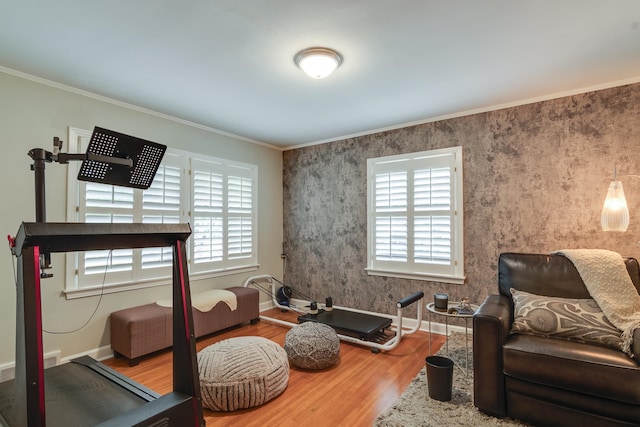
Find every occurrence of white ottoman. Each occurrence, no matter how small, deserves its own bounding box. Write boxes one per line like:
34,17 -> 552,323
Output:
197,336 -> 289,411
284,322 -> 340,370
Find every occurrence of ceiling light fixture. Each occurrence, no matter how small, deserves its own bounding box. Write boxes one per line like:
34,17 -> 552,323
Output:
294,47 -> 343,79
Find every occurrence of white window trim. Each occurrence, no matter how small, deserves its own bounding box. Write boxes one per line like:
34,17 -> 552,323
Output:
366,146 -> 465,284
64,127 -> 258,299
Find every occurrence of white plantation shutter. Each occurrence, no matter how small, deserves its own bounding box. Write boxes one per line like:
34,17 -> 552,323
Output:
85,183 -> 134,209
142,164 -> 181,211
414,216 -> 451,264
375,171 -> 407,210
414,167 -> 451,265
141,161 -> 182,270
228,217 -> 252,258
78,181 -> 135,285
375,216 -> 407,261
367,147 -> 464,283
193,167 -> 224,263
66,127 -> 258,297
374,170 -> 408,261
190,160 -> 257,273
228,169 -> 253,259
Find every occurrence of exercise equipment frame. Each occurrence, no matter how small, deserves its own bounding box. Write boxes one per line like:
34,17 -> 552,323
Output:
4,223 -> 204,426
244,275 -> 424,353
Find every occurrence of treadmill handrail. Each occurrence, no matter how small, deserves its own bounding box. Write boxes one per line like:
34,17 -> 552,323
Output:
12,222 -> 191,254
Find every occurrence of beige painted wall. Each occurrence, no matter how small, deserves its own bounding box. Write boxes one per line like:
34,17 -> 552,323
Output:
0,71 -> 283,365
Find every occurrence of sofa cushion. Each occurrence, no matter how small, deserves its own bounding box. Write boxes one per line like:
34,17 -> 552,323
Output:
510,288 -> 623,351
503,334 -> 640,406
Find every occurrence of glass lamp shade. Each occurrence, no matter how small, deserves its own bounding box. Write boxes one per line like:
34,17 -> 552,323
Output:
295,48 -> 342,79
601,180 -> 629,232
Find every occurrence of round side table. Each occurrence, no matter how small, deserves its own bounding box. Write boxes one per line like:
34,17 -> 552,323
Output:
426,301 -> 478,376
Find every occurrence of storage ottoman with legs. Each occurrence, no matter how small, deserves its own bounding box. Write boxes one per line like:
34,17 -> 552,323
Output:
110,286 -> 259,365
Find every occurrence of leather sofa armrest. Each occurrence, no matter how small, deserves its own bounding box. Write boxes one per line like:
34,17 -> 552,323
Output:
473,294 -> 512,417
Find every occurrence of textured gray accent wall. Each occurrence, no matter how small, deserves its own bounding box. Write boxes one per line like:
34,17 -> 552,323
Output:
282,83 -> 640,316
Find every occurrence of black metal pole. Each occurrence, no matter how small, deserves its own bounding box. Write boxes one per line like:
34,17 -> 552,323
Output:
28,148 -> 52,272
28,148 -> 48,223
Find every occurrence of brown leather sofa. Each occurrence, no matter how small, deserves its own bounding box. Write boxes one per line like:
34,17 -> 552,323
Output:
473,253 -> 640,427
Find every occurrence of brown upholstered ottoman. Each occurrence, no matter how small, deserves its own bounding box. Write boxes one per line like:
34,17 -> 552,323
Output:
110,303 -> 172,365
110,286 -> 259,365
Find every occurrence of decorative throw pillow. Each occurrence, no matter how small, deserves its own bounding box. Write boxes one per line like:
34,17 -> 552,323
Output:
510,288 -> 624,351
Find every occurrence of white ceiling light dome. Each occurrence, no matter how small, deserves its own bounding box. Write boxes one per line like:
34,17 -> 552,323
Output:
294,47 -> 343,79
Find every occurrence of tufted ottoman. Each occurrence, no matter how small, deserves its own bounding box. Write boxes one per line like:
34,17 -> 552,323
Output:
197,336 -> 289,411
284,322 -> 340,370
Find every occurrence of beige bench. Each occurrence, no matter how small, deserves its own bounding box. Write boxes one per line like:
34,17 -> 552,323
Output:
110,286 -> 259,365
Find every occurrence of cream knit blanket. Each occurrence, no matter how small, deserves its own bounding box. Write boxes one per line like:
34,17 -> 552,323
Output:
156,288 -> 237,312
553,249 -> 640,356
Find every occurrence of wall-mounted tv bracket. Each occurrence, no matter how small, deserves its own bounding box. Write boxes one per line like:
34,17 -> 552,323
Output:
23,127 -> 166,278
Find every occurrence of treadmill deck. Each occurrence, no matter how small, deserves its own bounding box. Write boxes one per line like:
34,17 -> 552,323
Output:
0,357 -> 156,427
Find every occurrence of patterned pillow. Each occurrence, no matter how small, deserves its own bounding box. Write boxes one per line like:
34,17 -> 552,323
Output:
510,288 -> 623,351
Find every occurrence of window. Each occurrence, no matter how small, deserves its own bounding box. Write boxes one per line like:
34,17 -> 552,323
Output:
65,127 -> 258,297
190,159 -> 256,274
366,146 -> 464,284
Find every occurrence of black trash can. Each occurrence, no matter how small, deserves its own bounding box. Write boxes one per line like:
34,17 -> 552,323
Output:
425,355 -> 454,401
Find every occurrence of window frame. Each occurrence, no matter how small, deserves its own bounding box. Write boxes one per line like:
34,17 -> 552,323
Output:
366,146 -> 464,284
64,127 -> 258,298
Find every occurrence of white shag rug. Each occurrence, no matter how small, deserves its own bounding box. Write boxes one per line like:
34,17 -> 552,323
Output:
374,333 -> 531,427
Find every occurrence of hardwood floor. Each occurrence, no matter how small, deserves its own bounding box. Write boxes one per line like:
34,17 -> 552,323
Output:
102,308 -> 445,426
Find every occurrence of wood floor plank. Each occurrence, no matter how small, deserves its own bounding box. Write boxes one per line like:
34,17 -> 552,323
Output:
102,308 -> 445,426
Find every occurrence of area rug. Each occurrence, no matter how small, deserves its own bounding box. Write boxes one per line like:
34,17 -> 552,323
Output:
374,333 -> 530,426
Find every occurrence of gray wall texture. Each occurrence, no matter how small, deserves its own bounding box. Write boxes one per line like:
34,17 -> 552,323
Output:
282,83 -> 640,316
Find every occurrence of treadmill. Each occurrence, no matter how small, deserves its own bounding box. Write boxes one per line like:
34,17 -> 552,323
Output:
0,128 -> 204,426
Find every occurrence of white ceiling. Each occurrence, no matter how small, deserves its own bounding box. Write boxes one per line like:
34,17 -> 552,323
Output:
2,1 -> 640,149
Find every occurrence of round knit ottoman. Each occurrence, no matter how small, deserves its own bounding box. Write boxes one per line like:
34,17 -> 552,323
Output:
197,336 -> 289,411
284,322 -> 340,370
